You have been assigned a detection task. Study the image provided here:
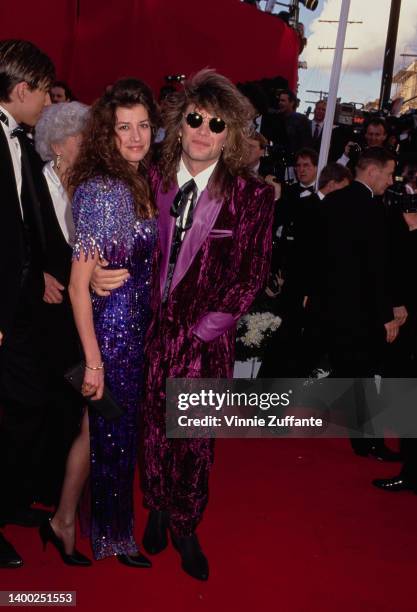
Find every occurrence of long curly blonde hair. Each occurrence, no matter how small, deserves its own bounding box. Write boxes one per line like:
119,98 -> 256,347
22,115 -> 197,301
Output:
159,69 -> 255,198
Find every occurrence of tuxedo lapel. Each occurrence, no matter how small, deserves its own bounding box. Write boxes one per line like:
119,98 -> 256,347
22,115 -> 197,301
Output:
157,181 -> 178,297
21,137 -> 46,253
169,188 -> 223,296
0,127 -> 22,224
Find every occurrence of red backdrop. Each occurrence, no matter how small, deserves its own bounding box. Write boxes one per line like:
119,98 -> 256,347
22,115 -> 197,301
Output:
0,0 -> 299,102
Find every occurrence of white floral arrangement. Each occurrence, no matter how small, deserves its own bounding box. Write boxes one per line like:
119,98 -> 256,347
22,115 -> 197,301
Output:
235,311 -> 282,360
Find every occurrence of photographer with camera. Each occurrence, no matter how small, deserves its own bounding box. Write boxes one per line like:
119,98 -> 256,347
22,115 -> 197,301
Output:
337,118 -> 389,169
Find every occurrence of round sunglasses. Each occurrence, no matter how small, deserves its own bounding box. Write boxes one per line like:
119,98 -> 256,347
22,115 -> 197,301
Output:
185,111 -> 226,134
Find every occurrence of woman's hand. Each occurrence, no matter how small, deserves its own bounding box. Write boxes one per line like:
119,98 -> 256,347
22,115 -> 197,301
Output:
81,365 -> 105,400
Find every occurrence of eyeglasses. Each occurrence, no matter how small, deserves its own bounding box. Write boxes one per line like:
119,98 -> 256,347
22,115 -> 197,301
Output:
185,112 -> 226,134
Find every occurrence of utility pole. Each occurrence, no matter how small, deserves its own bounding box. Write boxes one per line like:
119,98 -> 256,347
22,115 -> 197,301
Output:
379,0 -> 402,110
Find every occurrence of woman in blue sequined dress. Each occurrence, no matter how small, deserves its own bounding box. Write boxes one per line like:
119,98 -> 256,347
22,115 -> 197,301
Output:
41,80 -> 159,567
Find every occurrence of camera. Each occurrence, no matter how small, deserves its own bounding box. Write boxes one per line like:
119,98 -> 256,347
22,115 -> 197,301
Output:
262,141 -> 294,183
347,142 -> 362,166
385,176 -> 417,213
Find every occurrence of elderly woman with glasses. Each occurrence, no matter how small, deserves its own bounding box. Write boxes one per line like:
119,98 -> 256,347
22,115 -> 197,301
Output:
34,101 -> 89,507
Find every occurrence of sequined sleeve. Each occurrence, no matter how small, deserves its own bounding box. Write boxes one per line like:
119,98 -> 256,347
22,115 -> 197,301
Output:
72,177 -> 130,261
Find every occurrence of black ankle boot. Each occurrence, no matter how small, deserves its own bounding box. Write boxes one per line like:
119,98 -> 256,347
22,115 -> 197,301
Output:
142,510 -> 168,555
171,532 -> 209,581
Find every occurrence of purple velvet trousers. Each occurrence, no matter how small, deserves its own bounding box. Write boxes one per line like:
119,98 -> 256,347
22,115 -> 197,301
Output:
141,311 -> 231,537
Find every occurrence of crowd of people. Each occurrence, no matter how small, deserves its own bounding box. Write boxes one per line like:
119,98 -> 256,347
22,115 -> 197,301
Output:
1,36 -> 417,582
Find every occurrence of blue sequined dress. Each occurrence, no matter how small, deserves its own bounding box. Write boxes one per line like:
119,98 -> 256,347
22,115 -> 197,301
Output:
72,176 -> 157,559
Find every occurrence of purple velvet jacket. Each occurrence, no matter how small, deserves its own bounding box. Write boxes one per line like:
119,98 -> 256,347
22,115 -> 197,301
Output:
145,165 -> 274,380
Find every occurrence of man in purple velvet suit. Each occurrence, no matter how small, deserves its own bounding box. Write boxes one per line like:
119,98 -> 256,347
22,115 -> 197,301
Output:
93,69 -> 274,580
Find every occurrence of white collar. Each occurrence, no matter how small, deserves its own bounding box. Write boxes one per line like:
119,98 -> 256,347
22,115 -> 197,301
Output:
177,157 -> 218,193
300,181 -> 316,189
0,104 -> 19,132
355,179 -> 374,197
43,160 -> 61,186
317,190 -> 325,200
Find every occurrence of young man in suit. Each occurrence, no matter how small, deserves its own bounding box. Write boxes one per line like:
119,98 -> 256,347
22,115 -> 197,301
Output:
258,162 -> 352,378
92,69 -> 275,580
305,147 -> 399,458
0,39 -> 55,568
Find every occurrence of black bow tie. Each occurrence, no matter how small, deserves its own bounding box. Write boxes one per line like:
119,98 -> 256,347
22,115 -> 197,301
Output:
10,126 -> 26,139
300,185 -> 315,194
0,110 -> 9,127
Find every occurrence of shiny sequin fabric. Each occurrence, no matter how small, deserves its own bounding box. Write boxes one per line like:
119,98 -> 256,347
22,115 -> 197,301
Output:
72,176 -> 157,559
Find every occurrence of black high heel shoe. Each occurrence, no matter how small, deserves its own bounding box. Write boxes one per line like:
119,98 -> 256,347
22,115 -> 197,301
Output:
116,552 -> 152,568
39,519 -> 92,566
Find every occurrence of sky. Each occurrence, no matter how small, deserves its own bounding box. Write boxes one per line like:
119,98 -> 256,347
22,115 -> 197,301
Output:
276,0 -> 417,113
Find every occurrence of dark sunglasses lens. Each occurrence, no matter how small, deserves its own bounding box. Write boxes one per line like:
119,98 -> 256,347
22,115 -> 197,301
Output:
209,118 -> 226,133
186,112 -> 203,128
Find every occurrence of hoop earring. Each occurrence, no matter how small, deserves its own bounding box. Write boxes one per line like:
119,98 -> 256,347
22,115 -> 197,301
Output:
56,154 -> 62,170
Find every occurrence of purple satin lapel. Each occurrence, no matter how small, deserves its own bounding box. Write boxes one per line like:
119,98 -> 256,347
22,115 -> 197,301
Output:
170,189 -> 223,296
157,182 -> 177,296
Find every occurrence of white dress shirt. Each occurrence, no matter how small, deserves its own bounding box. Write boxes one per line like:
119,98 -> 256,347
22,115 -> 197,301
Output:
175,158 -> 217,239
0,104 -> 23,218
311,121 -> 323,138
42,161 -> 75,246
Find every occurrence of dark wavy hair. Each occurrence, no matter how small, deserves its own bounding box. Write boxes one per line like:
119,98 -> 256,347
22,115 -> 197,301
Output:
70,78 -> 160,219
159,69 -> 255,198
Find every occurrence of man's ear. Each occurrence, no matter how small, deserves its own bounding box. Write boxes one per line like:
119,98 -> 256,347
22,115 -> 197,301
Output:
11,81 -> 29,103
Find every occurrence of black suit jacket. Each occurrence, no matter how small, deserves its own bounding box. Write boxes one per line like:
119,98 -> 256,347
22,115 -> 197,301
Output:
0,128 -> 45,336
309,181 -> 393,336
35,170 -> 72,286
35,169 -> 80,375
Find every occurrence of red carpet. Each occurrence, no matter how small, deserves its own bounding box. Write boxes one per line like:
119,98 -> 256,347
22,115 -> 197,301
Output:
1,438 -> 417,612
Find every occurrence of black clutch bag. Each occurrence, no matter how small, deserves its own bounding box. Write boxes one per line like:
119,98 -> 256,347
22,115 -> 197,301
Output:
64,362 -> 124,421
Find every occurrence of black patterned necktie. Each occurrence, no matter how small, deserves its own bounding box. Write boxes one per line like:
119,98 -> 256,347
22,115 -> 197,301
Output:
163,179 -> 198,303
170,178 -> 198,231
0,110 -> 9,126
313,123 -> 320,140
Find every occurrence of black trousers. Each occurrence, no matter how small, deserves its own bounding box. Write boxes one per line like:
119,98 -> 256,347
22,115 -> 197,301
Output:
382,310 -> 417,483
0,280 -> 48,516
261,302 -> 384,451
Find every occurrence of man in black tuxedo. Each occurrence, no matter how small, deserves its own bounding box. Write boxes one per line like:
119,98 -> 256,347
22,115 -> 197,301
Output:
0,39 -> 55,568
373,208 -> 417,491
305,147 -> 399,457
258,161 -> 352,378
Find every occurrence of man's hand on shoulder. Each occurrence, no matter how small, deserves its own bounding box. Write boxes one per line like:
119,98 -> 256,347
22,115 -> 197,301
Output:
90,258 -> 130,297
